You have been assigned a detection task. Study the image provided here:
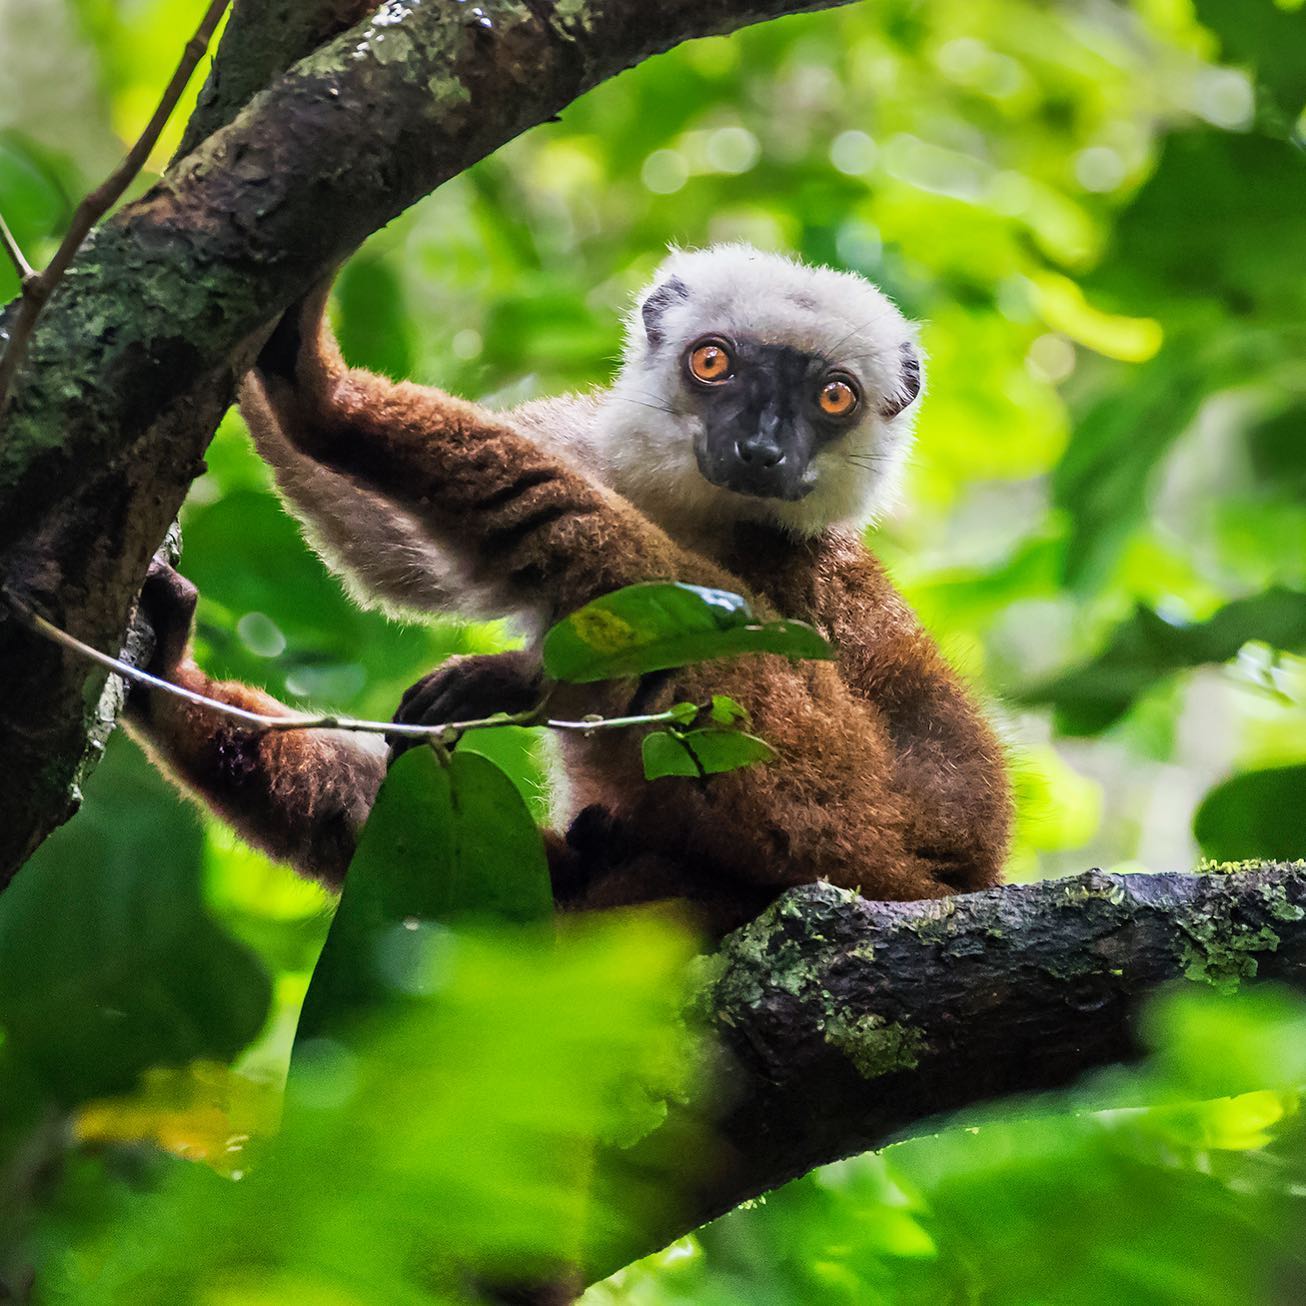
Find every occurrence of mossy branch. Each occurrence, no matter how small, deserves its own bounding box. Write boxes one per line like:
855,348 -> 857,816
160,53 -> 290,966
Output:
586,861 -> 1306,1280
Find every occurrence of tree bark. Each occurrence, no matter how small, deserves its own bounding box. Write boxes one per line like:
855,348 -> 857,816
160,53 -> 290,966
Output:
175,0 -> 380,158
0,0 -> 857,885
585,860 -> 1306,1280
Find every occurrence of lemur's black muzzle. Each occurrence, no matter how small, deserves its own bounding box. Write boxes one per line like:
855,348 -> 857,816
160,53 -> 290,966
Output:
690,340 -> 828,501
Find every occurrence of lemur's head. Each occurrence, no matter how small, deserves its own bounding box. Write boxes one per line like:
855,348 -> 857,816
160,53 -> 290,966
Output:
601,244 -> 923,538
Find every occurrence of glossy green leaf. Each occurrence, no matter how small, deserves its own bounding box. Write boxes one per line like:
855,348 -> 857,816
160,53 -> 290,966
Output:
296,747 -> 551,1044
1194,765 -> 1306,864
542,582 -> 833,683
1020,588 -> 1306,735
0,741 -> 271,1106
642,728 -> 778,780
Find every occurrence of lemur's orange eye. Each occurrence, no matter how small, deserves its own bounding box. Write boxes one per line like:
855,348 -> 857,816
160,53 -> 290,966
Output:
687,339 -> 733,384
818,375 -> 859,418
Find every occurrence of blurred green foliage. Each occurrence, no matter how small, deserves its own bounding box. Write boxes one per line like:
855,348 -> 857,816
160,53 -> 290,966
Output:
3,0 -> 1306,1299
35,914 -> 700,1304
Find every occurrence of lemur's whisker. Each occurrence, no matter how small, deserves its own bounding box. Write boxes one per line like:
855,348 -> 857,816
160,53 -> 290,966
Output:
613,395 -> 678,416
822,315 -> 901,362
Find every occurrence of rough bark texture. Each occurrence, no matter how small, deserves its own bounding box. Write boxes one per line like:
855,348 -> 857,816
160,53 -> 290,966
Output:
0,0 -> 856,885
585,861 -> 1306,1279
175,0 -> 380,158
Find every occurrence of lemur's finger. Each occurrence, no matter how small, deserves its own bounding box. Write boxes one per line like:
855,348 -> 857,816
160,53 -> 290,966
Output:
386,668 -> 459,761
394,666 -> 450,719
138,560 -> 198,675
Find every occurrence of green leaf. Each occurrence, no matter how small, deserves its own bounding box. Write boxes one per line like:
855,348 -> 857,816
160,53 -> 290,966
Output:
1088,132 -> 1306,324
1019,587 -> 1306,735
642,728 -> 778,780
296,748 -> 552,1044
1050,346 -> 1213,592
709,694 -> 750,726
1194,765 -> 1306,864
667,700 -> 699,725
0,741 -> 271,1107
542,582 -> 833,683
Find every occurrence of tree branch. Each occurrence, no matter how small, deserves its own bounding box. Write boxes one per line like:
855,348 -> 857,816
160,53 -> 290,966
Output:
587,861 -> 1306,1280
4,587 -> 710,741
175,0 -> 378,158
0,0 -> 858,885
0,0 -> 231,412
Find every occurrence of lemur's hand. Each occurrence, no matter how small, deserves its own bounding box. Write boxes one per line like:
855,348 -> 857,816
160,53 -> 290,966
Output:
387,651 -> 545,764
126,559 -> 198,719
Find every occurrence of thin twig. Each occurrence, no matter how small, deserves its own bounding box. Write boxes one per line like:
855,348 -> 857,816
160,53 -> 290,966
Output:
0,0 -> 231,411
0,211 -> 34,284
6,590 -> 692,741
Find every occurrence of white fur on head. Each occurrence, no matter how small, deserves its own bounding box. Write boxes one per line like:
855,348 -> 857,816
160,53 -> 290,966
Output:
597,244 -> 923,540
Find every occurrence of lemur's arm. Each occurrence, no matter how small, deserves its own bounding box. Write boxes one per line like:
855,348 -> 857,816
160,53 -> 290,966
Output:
242,287 -> 712,630
124,562 -> 386,889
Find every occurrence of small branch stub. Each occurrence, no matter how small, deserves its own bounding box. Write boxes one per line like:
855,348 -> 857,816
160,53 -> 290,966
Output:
0,211 -> 35,285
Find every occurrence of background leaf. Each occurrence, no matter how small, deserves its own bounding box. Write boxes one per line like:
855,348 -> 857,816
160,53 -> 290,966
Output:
0,742 -> 270,1108
1020,589 -> 1306,735
1194,765 -> 1306,864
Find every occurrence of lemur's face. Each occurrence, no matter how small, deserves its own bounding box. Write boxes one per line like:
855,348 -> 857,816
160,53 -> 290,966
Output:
677,334 -> 915,503
604,245 -> 925,537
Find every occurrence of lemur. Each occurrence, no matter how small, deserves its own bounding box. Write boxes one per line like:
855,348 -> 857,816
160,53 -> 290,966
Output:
127,245 -> 1011,932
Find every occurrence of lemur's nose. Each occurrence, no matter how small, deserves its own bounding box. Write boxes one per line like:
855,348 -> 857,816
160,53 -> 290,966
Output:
736,435 -> 785,468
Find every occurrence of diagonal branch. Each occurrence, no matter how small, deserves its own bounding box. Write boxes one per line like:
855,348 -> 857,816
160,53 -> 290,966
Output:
586,861 -> 1306,1280
175,0 -> 380,158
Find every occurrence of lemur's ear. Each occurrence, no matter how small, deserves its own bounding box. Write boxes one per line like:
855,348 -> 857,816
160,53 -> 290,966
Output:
641,276 -> 690,346
880,342 -> 922,418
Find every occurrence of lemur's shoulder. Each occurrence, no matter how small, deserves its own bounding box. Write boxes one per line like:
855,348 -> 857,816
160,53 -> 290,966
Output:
504,389 -> 608,479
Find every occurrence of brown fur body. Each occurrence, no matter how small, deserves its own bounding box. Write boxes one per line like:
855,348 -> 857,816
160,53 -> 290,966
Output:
131,282 -> 1011,931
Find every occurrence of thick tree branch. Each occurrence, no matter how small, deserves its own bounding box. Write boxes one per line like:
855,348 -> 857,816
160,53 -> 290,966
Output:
0,0 -> 857,884
589,861 -> 1306,1279
175,0 -> 379,157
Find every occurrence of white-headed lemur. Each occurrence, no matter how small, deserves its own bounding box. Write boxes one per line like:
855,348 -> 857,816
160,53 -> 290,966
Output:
127,244 -> 1011,932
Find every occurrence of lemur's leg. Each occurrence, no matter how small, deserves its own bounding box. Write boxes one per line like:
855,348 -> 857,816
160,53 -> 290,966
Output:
823,558 -> 1010,895
124,561 -> 386,889
241,288 -> 727,629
